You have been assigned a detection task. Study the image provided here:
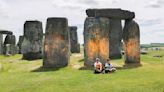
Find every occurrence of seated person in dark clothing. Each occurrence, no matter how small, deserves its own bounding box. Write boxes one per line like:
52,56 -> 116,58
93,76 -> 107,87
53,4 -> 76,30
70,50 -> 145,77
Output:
94,58 -> 103,74
105,58 -> 116,73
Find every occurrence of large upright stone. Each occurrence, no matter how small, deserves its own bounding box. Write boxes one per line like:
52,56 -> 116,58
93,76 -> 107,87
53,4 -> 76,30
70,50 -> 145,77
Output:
86,8 -> 135,19
21,20 -> 43,60
123,19 -> 140,64
84,17 -> 110,67
3,34 -> 17,55
109,19 -> 122,59
43,18 -> 69,68
69,26 -> 80,53
17,36 -> 24,54
0,33 -> 3,55
4,34 -> 16,45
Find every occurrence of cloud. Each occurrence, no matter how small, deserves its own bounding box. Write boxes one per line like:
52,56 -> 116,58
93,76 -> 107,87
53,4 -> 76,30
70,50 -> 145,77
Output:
52,0 -> 87,10
139,18 -> 162,27
146,0 -> 164,8
0,0 -> 9,18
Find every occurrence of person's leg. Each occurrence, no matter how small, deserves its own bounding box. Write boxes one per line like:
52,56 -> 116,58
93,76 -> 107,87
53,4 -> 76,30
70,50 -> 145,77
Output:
94,69 -> 101,74
111,68 -> 116,72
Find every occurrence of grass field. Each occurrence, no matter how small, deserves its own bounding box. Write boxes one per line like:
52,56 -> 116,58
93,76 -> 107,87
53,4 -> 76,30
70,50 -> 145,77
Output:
0,49 -> 164,92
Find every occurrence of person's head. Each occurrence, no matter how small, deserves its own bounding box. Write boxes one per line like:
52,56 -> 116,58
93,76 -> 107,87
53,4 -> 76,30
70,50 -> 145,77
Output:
106,58 -> 111,63
96,58 -> 100,62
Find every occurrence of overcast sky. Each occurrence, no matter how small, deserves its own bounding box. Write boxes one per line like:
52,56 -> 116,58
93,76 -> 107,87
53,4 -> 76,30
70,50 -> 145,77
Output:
0,0 -> 164,44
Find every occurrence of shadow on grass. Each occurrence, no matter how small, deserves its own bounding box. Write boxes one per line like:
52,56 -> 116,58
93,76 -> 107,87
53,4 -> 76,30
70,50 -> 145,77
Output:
31,66 -> 61,72
115,64 -> 142,70
79,66 -> 93,70
78,59 -> 84,62
79,64 -> 142,71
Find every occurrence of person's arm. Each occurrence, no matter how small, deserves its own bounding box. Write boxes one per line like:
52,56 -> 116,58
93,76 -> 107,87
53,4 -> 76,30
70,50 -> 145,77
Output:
110,64 -> 113,68
100,63 -> 102,71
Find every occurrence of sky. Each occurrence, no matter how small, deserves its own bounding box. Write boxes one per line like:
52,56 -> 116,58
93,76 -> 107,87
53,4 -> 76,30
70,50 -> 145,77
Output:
0,0 -> 164,44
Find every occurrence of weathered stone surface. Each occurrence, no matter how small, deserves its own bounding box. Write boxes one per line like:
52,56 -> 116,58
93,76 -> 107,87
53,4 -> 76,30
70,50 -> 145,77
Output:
4,34 -> 16,45
109,19 -> 122,59
0,33 -> 3,55
123,19 -> 140,64
17,36 -> 24,54
86,8 -> 135,19
84,17 -> 110,67
0,30 -> 13,35
3,34 -> 17,55
21,20 -> 43,60
43,18 -> 69,68
4,44 -> 11,55
3,44 -> 18,55
69,26 -> 80,53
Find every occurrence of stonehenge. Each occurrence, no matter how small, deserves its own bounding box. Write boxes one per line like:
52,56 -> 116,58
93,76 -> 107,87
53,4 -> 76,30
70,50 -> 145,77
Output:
84,8 -> 140,67
0,8 -> 140,68
43,18 -> 69,68
69,26 -> 80,53
21,20 -> 43,60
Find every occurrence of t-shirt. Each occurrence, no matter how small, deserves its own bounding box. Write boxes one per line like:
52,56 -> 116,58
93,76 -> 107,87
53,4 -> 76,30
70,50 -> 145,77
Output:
105,63 -> 113,69
94,62 -> 102,69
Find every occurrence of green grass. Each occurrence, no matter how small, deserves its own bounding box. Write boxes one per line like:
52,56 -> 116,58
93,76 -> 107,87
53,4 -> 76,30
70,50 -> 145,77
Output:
0,49 -> 164,92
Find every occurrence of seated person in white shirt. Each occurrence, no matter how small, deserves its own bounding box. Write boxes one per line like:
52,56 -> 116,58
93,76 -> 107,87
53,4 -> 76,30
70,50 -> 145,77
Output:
105,58 -> 116,73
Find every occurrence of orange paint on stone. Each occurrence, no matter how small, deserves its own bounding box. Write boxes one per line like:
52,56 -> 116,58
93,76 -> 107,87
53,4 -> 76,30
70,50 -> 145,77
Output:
87,32 -> 109,61
126,39 -> 139,57
87,40 -> 98,60
44,34 -> 65,60
99,38 -> 109,58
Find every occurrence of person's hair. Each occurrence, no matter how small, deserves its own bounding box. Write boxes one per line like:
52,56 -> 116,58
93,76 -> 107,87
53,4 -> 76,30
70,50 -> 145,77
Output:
107,58 -> 110,61
96,58 -> 100,61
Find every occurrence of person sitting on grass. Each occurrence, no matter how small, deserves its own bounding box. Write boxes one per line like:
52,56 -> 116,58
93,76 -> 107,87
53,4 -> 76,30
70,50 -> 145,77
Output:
105,58 -> 116,73
94,58 -> 103,74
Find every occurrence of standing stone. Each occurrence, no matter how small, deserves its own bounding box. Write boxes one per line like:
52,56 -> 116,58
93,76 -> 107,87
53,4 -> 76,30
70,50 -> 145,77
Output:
0,33 -> 3,55
4,34 -> 16,45
69,26 -> 80,53
21,20 -> 43,60
84,17 -> 110,67
123,19 -> 140,64
109,19 -> 122,59
43,18 -> 69,68
4,44 -> 11,55
17,36 -> 24,54
3,34 -> 17,55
